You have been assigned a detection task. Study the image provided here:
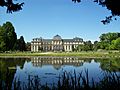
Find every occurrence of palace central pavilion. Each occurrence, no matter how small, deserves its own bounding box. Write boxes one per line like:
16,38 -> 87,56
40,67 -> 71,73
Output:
31,35 -> 84,52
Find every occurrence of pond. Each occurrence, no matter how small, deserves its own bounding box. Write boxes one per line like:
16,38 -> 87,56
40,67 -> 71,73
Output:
0,56 -> 120,90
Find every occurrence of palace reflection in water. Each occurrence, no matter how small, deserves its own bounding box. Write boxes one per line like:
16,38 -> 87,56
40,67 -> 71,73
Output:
0,57 -> 120,90
31,56 -> 84,69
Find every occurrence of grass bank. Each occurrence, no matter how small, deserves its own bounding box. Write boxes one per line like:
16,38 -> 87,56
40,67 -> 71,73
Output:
0,51 -> 120,58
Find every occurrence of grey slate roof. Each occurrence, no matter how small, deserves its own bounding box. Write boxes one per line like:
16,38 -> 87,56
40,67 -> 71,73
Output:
53,35 -> 62,40
32,35 -> 83,43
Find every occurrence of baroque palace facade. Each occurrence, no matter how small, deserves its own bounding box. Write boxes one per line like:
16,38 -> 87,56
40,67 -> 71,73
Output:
31,35 -> 84,52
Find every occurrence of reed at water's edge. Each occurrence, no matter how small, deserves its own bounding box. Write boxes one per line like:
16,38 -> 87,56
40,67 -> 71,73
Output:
1,69 -> 120,90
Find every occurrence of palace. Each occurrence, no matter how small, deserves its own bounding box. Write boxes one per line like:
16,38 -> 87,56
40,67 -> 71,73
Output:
31,35 -> 84,52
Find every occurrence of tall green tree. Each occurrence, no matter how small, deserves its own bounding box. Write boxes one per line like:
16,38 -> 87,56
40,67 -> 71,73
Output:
93,41 -> 100,51
84,41 -> 93,51
0,22 -> 26,52
17,36 -> 26,51
0,26 -> 6,51
2,22 -> 17,51
26,42 -> 31,51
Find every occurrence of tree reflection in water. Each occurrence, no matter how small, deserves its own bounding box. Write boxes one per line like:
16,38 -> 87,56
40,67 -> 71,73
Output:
0,57 -> 120,90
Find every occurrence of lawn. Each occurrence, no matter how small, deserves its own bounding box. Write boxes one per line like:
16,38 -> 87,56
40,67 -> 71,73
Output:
0,51 -> 120,58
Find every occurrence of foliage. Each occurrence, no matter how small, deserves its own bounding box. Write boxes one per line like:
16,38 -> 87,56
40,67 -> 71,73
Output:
17,36 -> 26,51
73,0 -> 120,24
77,41 -> 93,51
0,58 -> 28,90
0,22 -> 26,51
99,33 -> 120,42
97,32 -> 120,50
0,0 -> 24,13
26,42 -> 31,51
0,26 -> 6,51
93,41 -> 100,51
84,41 -> 93,51
13,36 -> 26,51
0,0 -> 120,24
2,22 -> 17,51
0,22 -> 17,51
95,58 -> 120,71
114,38 -> 120,50
108,40 -> 115,50
74,32 -> 120,51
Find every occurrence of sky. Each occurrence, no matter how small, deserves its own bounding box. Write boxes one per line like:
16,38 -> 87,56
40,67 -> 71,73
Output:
0,0 -> 120,42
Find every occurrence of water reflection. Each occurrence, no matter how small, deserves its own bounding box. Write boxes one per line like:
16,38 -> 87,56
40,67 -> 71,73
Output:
95,58 -> 120,71
12,57 -> 102,89
31,56 -> 84,70
0,57 -> 120,90
0,58 -> 28,90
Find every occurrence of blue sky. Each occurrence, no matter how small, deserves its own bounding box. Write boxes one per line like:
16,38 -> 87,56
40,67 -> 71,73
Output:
0,0 -> 120,42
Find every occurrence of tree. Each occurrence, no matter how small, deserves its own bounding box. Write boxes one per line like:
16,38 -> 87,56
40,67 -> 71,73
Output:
2,22 -> 17,51
77,44 -> 84,51
93,41 -> 100,51
26,42 -> 31,51
84,41 -> 93,51
99,33 -> 120,43
73,0 -> 120,24
99,41 -> 110,50
0,26 -> 6,51
1,0 -> 120,24
109,40 -> 116,50
77,41 -> 93,51
0,22 -> 26,52
99,32 -> 120,50
114,38 -> 120,50
17,36 -> 26,51
0,0 -> 24,13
